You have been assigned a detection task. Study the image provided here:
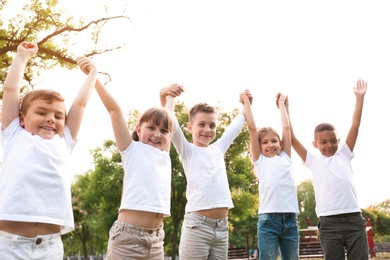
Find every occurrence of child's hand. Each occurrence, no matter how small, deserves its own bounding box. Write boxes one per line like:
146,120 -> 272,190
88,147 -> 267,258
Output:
239,89 -> 253,105
77,56 -> 96,75
276,92 -> 288,109
354,79 -> 367,96
160,84 -> 184,98
17,41 -> 38,59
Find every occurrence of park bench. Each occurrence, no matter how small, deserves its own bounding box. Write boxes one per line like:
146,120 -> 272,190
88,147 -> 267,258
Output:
299,241 -> 323,258
227,247 -> 250,259
373,242 -> 390,255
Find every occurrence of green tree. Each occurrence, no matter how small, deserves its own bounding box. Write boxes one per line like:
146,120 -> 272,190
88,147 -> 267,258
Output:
0,0 -> 130,97
63,140 -> 123,259
369,199 -> 390,216
363,200 -> 390,241
297,179 -> 317,229
373,210 -> 390,237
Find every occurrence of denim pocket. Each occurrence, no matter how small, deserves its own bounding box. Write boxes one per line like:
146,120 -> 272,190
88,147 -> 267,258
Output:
258,213 -> 271,223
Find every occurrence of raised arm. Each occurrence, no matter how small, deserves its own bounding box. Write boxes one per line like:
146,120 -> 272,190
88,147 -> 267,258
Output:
281,94 -> 307,162
277,93 -> 292,157
345,79 -> 367,152
94,79 -> 132,152
2,42 -> 38,129
66,56 -> 97,140
240,90 -> 260,162
159,83 -> 184,110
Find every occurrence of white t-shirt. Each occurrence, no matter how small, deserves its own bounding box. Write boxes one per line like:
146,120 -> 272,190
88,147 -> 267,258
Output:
253,151 -> 299,214
0,118 -> 76,234
119,141 -> 171,216
305,143 -> 361,217
171,113 -> 245,213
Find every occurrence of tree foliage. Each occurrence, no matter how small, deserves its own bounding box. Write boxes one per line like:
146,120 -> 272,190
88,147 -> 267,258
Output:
297,179 -> 317,229
369,199 -> 390,216
63,140 -> 123,258
364,199 -> 390,240
0,0 -> 131,97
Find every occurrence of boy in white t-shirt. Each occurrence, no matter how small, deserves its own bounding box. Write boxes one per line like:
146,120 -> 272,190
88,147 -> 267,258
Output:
289,79 -> 369,260
0,42 -> 97,259
160,84 -> 247,260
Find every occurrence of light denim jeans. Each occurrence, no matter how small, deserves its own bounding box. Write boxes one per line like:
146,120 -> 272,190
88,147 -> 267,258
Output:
179,212 -> 229,260
318,212 -> 369,260
0,230 -> 63,260
105,220 -> 165,260
257,213 -> 299,260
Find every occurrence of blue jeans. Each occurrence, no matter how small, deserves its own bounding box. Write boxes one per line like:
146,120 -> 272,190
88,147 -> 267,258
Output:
318,212 -> 368,260
257,213 -> 299,260
179,212 -> 229,260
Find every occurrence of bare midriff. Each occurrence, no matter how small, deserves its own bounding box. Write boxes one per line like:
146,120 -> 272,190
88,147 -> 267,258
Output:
118,209 -> 164,229
196,207 -> 229,219
0,220 -> 61,237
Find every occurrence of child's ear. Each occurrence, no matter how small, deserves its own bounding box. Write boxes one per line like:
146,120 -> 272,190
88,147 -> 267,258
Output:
19,113 -> 25,127
312,140 -> 318,149
187,122 -> 193,133
136,125 -> 141,136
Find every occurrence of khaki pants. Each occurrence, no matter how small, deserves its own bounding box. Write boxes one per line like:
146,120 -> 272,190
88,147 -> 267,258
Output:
106,220 -> 165,260
179,212 -> 229,260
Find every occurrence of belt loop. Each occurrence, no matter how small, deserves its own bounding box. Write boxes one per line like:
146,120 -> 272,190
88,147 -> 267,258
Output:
49,235 -> 54,246
11,234 -> 18,249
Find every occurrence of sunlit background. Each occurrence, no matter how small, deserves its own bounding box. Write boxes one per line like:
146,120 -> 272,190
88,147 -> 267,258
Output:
5,1 -> 388,208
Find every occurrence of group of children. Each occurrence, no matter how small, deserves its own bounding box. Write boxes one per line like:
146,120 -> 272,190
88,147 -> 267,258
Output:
0,41 -> 369,260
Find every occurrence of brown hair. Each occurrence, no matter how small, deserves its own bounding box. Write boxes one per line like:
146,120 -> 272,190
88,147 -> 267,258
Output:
131,107 -> 173,141
20,89 -> 65,115
314,123 -> 335,140
257,127 -> 281,142
189,103 -> 216,123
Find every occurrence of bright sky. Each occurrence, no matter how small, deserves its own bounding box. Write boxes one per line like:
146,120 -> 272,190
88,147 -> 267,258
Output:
6,1 -> 389,208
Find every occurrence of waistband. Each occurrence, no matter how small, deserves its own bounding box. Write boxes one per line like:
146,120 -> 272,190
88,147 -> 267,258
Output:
259,213 -> 297,219
114,220 -> 163,236
187,212 -> 228,227
323,212 -> 361,218
0,230 -> 61,245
